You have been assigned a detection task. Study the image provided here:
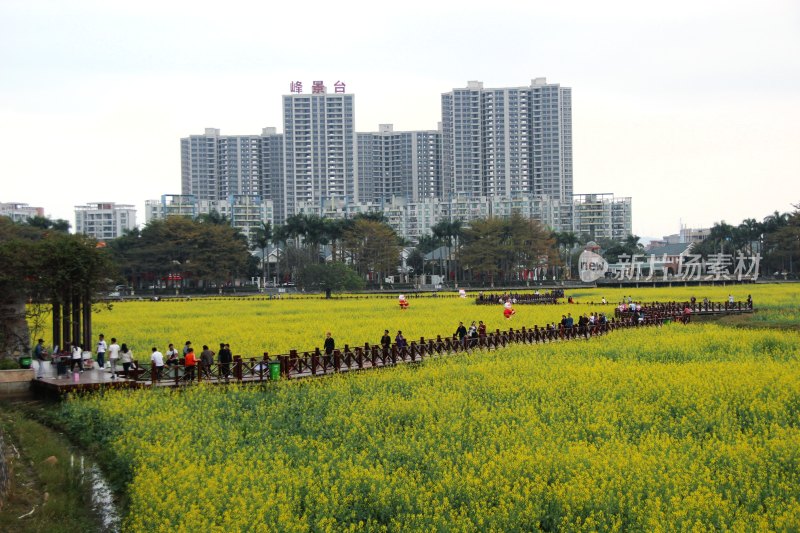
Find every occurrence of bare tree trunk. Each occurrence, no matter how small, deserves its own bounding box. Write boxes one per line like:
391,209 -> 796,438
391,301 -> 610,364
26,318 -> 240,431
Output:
52,301 -> 61,351
62,289 -> 71,348
0,298 -> 30,357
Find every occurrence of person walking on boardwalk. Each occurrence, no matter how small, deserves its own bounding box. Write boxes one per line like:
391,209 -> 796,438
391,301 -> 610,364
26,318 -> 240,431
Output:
151,347 -> 164,380
200,345 -> 215,378
395,330 -> 407,348
120,343 -> 134,377
70,343 -> 84,373
467,321 -> 478,347
380,330 -> 391,350
455,321 -> 467,346
108,338 -> 120,379
96,334 -> 107,370
478,320 -> 487,338
324,332 -> 335,356
34,338 -> 49,379
184,347 -> 197,381
218,343 -> 232,379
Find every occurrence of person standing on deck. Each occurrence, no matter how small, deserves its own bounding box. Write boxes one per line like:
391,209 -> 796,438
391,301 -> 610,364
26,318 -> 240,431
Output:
218,343 -> 232,379
120,344 -> 134,377
96,334 -> 107,370
324,332 -> 335,356
34,339 -> 49,379
108,338 -> 120,379
184,347 -> 197,381
380,330 -> 391,350
200,345 -> 215,378
151,347 -> 164,380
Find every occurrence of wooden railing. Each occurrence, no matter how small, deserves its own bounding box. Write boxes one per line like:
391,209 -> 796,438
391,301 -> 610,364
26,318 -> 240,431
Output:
120,310 -> 699,386
614,300 -> 753,319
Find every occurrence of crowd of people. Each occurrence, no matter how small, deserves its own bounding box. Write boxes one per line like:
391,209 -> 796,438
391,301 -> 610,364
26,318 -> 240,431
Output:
475,289 -> 564,305
34,335 -> 236,381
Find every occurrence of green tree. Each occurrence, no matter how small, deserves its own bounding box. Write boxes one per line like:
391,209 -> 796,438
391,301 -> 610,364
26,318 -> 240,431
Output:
432,219 -> 464,284
23,215 -> 71,232
108,217 -> 250,292
406,249 -> 425,279
459,217 -> 505,286
342,219 -> 401,287
249,221 -> 273,287
602,234 -> 645,265
297,262 -> 365,298
0,217 -> 114,358
458,213 -> 557,286
415,234 -> 443,255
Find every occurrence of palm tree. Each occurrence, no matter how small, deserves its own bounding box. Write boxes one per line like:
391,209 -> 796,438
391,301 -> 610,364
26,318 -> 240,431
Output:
272,224 -> 289,286
303,215 -> 329,263
763,210 -> 789,234
432,219 -> 464,285
556,231 -> 578,279
737,218 -> 762,254
323,219 -> 346,262
249,221 -> 272,288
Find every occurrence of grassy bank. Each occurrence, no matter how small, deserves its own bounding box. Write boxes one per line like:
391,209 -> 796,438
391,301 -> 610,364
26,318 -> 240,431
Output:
0,403 -> 100,532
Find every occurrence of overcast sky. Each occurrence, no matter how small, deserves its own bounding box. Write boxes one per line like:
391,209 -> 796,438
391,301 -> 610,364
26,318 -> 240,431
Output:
1,0 -> 798,239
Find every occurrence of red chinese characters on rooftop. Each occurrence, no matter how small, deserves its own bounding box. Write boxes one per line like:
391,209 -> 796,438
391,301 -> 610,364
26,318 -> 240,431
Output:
288,80 -> 346,94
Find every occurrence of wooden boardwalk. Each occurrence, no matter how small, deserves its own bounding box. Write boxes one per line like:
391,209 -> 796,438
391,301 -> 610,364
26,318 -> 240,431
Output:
30,300 -> 754,399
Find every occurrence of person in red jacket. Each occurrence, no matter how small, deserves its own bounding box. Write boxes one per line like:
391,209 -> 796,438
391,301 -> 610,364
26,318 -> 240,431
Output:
184,347 -> 197,381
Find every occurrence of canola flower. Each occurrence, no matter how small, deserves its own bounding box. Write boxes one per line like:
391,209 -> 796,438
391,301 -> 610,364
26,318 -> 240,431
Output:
58,322 -> 800,531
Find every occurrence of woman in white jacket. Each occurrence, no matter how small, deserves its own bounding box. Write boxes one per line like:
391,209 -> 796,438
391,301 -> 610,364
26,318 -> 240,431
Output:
71,344 -> 84,373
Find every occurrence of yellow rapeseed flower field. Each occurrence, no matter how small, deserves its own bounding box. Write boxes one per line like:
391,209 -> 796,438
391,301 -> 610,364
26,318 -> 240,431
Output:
76,283 -> 795,357
56,283 -> 800,531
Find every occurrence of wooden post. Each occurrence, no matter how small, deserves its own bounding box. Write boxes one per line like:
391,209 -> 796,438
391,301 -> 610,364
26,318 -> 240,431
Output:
71,289 -> 81,350
52,301 -> 61,352
333,349 -> 341,372
234,356 -> 243,381
82,290 -> 92,352
62,290 -> 71,349
279,354 -> 287,378
311,348 -> 320,376
287,351 -> 297,378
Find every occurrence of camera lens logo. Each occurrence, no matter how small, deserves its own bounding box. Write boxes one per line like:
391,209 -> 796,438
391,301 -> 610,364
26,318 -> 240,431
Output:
578,250 -> 609,283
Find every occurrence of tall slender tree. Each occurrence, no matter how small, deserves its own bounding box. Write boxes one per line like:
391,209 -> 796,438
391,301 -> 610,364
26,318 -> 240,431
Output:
249,221 -> 273,286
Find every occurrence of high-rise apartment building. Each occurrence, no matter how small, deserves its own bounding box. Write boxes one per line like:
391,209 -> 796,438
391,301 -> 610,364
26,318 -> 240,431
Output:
357,124 -> 442,204
173,78 -> 631,241
74,202 -> 136,240
282,92 -> 356,218
260,127 -> 285,222
441,78 -> 572,202
181,128 -> 265,200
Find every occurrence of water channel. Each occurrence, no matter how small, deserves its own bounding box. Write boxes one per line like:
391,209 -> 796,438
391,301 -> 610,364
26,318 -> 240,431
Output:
70,452 -> 121,532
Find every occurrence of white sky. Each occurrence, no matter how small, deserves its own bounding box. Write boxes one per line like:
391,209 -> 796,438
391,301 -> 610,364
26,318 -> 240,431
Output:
1,0 -> 798,239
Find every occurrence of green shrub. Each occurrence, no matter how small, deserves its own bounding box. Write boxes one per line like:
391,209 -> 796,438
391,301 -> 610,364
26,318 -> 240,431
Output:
0,358 -> 20,370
